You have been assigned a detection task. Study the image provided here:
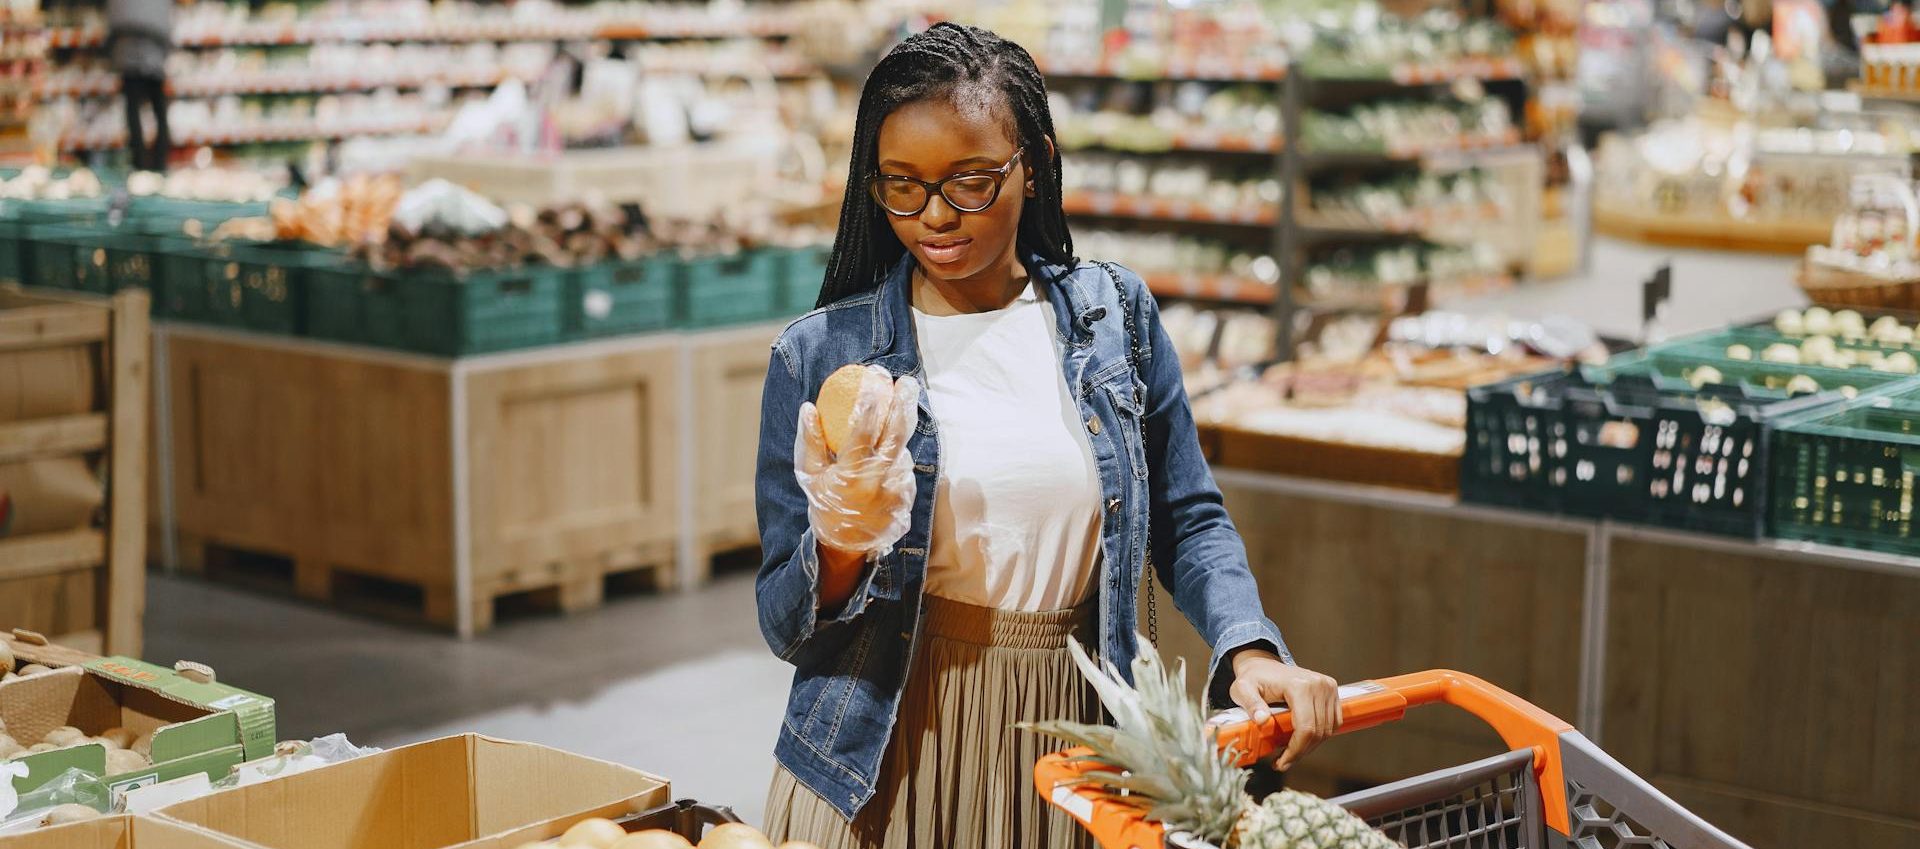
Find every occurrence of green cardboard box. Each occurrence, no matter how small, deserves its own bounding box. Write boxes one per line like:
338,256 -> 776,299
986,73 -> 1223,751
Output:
1,658 -> 276,804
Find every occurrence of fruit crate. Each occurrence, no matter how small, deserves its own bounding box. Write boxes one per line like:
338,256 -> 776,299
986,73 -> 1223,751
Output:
147,236 -> 234,323
0,205 -> 105,287
309,262 -> 567,355
1038,669 -> 1750,849
211,240 -> 344,335
1464,346 -> 1916,536
1769,380 -> 1920,555
776,244 -> 830,315
565,254 -> 680,339
126,196 -> 273,227
679,249 -> 782,329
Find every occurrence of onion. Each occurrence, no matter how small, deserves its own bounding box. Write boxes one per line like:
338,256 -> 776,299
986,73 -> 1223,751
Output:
698,824 -> 774,849
561,818 -> 628,849
611,833 -> 696,849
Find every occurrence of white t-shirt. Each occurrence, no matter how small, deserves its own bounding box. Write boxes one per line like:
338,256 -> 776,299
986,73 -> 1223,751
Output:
912,282 -> 1104,612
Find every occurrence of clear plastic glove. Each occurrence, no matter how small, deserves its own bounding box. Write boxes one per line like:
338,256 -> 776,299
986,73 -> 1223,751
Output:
795,366 -> 920,559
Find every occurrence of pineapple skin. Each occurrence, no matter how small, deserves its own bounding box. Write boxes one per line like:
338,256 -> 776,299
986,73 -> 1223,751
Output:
1233,790 -> 1400,849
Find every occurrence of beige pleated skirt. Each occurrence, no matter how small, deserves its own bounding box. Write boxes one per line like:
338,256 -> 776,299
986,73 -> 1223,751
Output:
762,594 -> 1099,849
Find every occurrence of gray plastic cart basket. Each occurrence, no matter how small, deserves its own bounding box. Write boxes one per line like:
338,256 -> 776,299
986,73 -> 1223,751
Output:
1037,669 -> 1753,849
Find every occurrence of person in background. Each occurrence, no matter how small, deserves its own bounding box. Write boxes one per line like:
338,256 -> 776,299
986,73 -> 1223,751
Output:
107,0 -> 172,172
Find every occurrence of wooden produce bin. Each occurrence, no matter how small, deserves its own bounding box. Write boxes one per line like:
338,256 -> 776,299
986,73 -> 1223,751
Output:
0,286 -> 148,656
682,322 -> 782,585
157,327 -> 681,636
1601,532 -> 1920,847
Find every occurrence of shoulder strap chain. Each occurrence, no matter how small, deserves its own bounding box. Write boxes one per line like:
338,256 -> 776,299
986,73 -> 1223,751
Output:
1093,261 -> 1157,648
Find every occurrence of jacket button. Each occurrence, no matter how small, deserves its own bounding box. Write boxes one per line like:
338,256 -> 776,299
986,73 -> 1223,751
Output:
1106,497 -> 1120,513
1087,417 -> 1101,435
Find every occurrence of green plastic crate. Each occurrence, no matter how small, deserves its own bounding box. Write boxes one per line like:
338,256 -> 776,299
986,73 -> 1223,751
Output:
147,237 -> 232,323
314,263 -> 566,355
777,245 -> 830,315
679,250 -> 782,329
23,223 -> 91,291
126,196 -> 273,227
212,241 -> 343,335
566,255 -> 680,338
1769,381 -> 1920,555
0,208 -> 103,287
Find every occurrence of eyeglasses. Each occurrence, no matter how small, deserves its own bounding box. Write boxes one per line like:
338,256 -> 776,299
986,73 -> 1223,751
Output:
867,149 -> 1024,217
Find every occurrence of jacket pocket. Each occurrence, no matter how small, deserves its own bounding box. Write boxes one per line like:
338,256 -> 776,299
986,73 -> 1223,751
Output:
1103,377 -> 1149,480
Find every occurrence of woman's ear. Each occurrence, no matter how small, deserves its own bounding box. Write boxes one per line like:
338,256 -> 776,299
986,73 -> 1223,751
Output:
1026,135 -> 1057,197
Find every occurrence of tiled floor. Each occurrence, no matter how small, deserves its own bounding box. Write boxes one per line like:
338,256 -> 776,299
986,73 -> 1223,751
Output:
140,237 -> 1804,831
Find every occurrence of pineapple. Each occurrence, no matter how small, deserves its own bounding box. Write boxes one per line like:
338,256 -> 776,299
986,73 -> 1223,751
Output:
1237,791 -> 1399,849
1024,635 -> 1393,849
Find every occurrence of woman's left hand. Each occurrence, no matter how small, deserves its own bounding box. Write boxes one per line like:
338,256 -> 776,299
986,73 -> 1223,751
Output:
1227,648 -> 1341,772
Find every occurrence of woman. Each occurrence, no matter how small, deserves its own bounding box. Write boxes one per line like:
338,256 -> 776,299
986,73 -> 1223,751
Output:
754,23 -> 1341,848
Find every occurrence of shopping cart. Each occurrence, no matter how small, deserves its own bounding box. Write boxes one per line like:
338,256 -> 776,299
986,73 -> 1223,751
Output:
1035,669 -> 1753,849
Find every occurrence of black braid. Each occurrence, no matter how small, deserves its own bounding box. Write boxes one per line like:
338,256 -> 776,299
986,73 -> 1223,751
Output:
816,22 -> 1076,307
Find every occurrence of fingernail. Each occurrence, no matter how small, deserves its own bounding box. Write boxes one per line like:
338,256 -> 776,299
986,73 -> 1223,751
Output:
1254,708 -> 1270,722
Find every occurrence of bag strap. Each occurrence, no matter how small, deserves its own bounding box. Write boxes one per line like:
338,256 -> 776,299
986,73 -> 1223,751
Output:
1092,261 -> 1157,648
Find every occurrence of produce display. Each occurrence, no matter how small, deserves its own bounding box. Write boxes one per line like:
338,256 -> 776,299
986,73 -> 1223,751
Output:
1051,85 -> 1282,153
1300,242 -> 1507,302
1076,228 -> 1278,290
1304,168 -> 1511,232
1300,98 -> 1516,155
1296,5 -> 1517,78
1024,639 -> 1397,848
1061,153 -> 1281,216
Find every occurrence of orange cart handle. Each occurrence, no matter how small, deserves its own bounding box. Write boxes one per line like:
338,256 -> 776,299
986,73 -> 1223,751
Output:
1034,669 -> 1577,846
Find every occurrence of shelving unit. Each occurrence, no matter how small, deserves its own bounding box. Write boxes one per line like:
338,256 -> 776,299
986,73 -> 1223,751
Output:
37,7 -> 817,153
1049,18 -> 1540,363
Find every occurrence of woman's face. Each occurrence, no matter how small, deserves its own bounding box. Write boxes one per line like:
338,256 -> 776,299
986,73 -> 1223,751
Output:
874,97 -> 1035,287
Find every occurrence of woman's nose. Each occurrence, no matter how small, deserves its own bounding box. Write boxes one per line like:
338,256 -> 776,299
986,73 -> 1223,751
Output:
919,193 -> 959,229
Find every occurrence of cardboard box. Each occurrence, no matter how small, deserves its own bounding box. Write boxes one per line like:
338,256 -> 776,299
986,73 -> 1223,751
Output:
0,815 -> 247,849
1,658 -> 276,802
157,734 -> 671,849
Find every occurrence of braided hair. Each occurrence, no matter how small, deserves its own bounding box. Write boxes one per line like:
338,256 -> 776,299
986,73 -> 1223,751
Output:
817,22 -> 1075,306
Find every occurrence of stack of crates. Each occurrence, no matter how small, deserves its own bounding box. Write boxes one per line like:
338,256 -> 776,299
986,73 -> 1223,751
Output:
1465,319 -> 1920,537
1770,378 -> 1920,555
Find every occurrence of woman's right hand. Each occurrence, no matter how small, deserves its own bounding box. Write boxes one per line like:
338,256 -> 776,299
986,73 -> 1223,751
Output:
794,366 -> 921,607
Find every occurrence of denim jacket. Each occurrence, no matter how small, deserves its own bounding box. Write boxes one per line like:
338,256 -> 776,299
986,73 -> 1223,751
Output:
755,251 -> 1292,819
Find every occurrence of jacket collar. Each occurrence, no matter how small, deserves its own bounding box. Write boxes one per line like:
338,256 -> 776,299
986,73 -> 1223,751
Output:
866,249 -> 1098,363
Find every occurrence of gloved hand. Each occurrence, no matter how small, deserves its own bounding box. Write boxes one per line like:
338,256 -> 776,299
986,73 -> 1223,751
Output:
795,366 -> 921,559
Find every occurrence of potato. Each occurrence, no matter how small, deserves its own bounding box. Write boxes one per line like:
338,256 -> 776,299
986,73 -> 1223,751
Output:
98,727 -> 135,750
1885,352 -> 1919,374
1761,343 -> 1801,364
106,748 -> 150,774
1786,375 -> 1821,395
1871,315 -> 1903,340
1725,344 -> 1752,360
1835,309 -> 1866,338
561,818 -> 628,849
44,726 -> 85,747
18,664 -> 51,676
25,743 -> 57,754
1803,307 -> 1834,336
815,364 -> 892,455
1688,366 -> 1723,389
41,803 -> 102,827
131,734 -> 152,757
1799,335 -> 1837,364
611,833 -> 696,849
698,824 -> 773,849
0,637 -> 13,672
1774,309 -> 1806,336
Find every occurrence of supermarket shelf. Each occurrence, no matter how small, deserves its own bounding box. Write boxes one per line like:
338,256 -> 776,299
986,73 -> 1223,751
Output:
1062,191 -> 1278,227
48,19 -> 796,49
1061,129 -> 1284,156
1293,273 -> 1514,311
1142,272 -> 1276,305
1294,204 -> 1507,240
60,116 -> 447,151
1033,55 -> 1288,83
1297,132 -> 1530,168
1845,81 -> 1920,103
42,69 -> 526,99
1301,56 -> 1526,85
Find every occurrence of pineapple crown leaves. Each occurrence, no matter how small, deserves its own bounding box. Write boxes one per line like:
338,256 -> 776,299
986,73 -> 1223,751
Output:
1019,634 -> 1250,843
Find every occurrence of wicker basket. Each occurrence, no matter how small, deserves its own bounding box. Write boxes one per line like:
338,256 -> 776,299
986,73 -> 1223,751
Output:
1796,260 -> 1920,311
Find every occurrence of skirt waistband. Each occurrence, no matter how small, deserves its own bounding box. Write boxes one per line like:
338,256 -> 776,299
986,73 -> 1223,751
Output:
920,594 -> 1095,650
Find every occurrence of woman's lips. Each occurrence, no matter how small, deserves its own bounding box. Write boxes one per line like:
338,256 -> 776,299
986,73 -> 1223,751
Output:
920,238 -> 972,265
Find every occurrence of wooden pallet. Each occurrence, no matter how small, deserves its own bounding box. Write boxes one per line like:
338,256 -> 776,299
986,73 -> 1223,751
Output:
175,532 -> 675,631
0,286 -> 147,656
